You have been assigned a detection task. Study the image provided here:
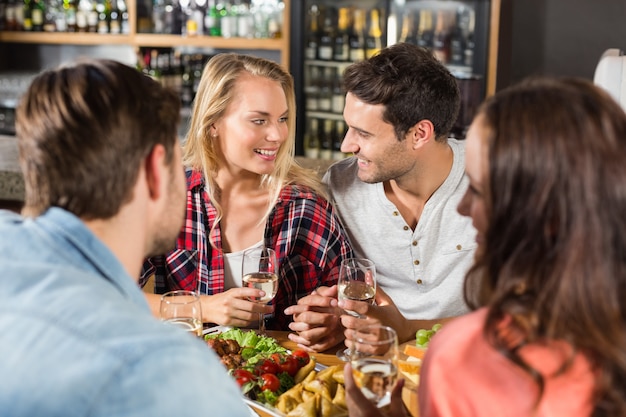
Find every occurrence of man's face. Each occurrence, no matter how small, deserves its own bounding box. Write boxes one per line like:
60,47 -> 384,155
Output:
341,92 -> 415,184
150,143 -> 186,256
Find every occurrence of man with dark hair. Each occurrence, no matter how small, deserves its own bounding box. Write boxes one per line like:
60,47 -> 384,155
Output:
286,43 -> 476,351
0,59 -> 249,416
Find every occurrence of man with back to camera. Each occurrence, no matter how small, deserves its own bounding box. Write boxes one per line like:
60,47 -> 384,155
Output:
285,43 -> 477,351
0,59 -> 249,416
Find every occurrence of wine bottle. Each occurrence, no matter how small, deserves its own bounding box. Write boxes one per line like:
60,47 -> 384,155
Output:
398,10 -> 417,44
416,9 -> 434,50
305,4 -> 320,60
30,0 -> 44,31
317,6 -> 335,61
331,67 -> 344,114
432,10 -> 450,64
348,8 -> 366,62
365,8 -> 382,59
304,118 -> 320,159
332,119 -> 346,160
333,7 -> 350,62
319,118 -> 333,160
23,0 -> 33,30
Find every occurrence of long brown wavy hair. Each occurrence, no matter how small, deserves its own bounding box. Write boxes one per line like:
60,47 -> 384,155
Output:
464,77 -> 626,416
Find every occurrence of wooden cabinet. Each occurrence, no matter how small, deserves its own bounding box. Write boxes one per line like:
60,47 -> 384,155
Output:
0,0 -> 291,67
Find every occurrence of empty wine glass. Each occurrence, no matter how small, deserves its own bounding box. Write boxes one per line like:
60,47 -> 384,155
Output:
336,257 -> 376,360
242,246 -> 278,334
350,324 -> 399,408
160,290 -> 203,337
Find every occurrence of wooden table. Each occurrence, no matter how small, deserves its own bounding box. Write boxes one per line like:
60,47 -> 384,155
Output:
248,331 -> 419,417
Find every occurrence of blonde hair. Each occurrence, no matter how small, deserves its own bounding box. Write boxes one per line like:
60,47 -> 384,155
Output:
182,53 -> 327,245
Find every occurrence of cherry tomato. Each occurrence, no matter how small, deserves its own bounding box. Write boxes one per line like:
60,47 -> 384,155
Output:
271,353 -> 299,377
255,358 -> 281,375
291,350 -> 310,367
260,373 -> 280,392
232,369 -> 256,388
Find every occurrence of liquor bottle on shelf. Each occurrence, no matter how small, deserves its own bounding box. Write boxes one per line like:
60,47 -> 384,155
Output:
319,118 -> 333,160
220,0 -> 236,38
331,67 -> 344,114
332,119 -> 346,161
305,3 -> 320,60
449,8 -> 465,66
64,0 -> 77,31
304,117 -> 320,159
348,8 -> 366,62
463,8 -> 475,68
365,8 -> 382,59
204,0 -> 220,36
304,65 -> 320,112
23,0 -> 33,30
317,6 -> 335,61
317,67 -> 332,113
45,0 -> 62,31
96,0 -> 111,33
398,9 -> 416,44
236,0 -> 253,38
179,54 -> 193,107
416,9 -> 433,50
332,7 -> 350,62
86,0 -> 98,32
30,0 -> 44,31
432,10 -> 449,64
433,10 -> 450,64
5,0 -> 20,31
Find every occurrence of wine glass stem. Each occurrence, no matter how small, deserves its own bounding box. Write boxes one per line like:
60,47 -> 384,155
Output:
259,312 -> 265,335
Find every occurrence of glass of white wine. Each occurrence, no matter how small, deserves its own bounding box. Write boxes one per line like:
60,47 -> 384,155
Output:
351,324 -> 399,408
159,290 -> 203,337
242,246 -> 278,334
336,257 -> 376,360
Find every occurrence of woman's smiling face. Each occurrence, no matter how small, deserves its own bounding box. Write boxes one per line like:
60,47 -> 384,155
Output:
213,73 -> 289,175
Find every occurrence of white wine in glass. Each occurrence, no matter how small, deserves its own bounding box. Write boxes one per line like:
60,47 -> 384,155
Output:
336,257 -> 376,360
242,247 -> 278,334
351,324 -> 399,408
160,290 -> 203,337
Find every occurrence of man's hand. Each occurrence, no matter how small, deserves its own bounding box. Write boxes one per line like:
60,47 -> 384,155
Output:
343,363 -> 410,417
284,285 -> 345,352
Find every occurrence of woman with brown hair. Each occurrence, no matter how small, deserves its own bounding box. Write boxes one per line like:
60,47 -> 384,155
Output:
345,77 -> 626,416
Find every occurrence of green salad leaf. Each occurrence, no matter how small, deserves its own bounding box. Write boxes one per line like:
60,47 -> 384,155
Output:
204,327 -> 288,366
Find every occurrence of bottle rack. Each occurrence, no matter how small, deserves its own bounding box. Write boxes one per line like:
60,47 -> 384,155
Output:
0,0 -> 291,67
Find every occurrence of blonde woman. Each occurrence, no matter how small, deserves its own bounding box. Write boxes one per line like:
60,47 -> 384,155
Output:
141,53 -> 353,332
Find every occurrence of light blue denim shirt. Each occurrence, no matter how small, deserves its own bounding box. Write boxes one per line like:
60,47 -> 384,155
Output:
0,208 -> 249,417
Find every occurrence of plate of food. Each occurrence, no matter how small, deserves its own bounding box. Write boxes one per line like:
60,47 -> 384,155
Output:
204,327 -> 348,417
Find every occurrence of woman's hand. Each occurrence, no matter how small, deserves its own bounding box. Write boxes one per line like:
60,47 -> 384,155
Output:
200,288 -> 274,328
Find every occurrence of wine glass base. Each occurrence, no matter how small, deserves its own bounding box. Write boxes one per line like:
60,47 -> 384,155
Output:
335,347 -> 351,362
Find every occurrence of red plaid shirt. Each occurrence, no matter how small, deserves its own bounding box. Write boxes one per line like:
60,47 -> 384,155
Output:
141,169 -> 353,330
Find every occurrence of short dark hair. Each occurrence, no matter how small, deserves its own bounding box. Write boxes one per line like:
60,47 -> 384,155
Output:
16,59 -> 181,219
343,42 -> 460,141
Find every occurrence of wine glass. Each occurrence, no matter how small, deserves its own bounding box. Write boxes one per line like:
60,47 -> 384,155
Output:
336,257 -> 376,360
350,324 -> 399,408
242,246 -> 278,334
160,290 -> 203,337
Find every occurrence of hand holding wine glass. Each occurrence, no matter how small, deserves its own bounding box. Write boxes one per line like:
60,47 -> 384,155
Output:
336,257 -> 376,360
242,246 -> 278,334
160,290 -> 203,337
350,324 -> 399,408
